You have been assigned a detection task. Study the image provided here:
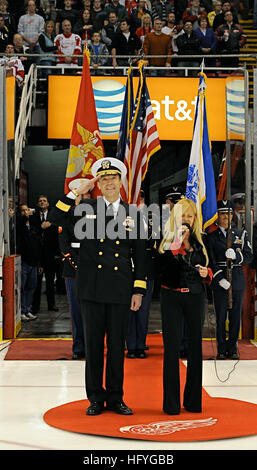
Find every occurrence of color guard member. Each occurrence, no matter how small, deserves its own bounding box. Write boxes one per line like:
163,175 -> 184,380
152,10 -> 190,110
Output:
207,200 -> 253,359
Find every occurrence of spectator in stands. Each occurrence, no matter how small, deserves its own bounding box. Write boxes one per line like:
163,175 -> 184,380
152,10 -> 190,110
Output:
91,0 -> 105,28
111,17 -> 141,69
35,0 -> 51,20
143,18 -> 172,75
101,11 -> 120,51
30,194 -> 60,314
195,15 -> 217,67
39,20 -> 58,77
0,0 -> 16,37
80,0 -> 92,12
104,0 -> 128,23
130,0 -> 152,33
73,8 -> 93,46
200,0 -> 213,13
87,29 -> 109,73
7,0 -> 25,25
176,20 -> 201,76
174,0 -> 188,23
17,204 -> 43,322
48,0 -> 58,23
212,1 -> 238,31
71,0 -> 84,9
18,0 -> 45,65
207,0 -> 222,27
55,0 -> 81,34
13,33 -> 32,74
135,13 -> 154,46
182,0 -> 207,30
161,12 -> 183,54
126,0 -> 139,19
232,0 -> 248,17
0,43 -> 25,85
0,13 -> 11,52
151,0 -> 175,26
216,9 -> 246,69
54,18 -> 82,71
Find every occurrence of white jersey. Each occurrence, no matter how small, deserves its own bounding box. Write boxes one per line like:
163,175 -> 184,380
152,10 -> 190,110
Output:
0,56 -> 25,83
54,33 -> 81,64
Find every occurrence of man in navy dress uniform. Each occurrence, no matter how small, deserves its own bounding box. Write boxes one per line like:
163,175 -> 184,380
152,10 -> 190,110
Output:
50,158 -> 147,416
207,200 -> 253,359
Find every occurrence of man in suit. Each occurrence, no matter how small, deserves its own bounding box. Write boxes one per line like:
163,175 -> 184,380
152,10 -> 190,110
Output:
30,194 -> 60,313
207,200 -> 252,360
50,158 -> 147,416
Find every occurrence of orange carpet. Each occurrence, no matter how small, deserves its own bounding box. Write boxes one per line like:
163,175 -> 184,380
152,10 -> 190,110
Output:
43,335 -> 257,442
4,335 -> 257,360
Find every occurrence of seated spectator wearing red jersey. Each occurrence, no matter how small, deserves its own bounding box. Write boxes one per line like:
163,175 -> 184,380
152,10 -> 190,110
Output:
216,9 -> 246,70
0,43 -> 25,85
54,18 -> 82,72
182,0 -> 207,30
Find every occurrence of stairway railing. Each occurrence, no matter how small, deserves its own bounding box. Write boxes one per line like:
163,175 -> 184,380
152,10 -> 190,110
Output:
14,64 -> 37,179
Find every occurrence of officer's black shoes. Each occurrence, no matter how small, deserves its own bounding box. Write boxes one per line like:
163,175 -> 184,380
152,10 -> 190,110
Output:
86,401 -> 105,416
106,401 -> 133,415
216,353 -> 227,360
136,350 -> 147,358
228,352 -> 239,360
48,306 -> 59,312
72,352 -> 85,360
127,350 -> 136,359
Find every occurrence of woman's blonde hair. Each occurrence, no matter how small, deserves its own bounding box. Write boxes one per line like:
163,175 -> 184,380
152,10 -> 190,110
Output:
141,13 -> 152,28
159,198 -> 209,265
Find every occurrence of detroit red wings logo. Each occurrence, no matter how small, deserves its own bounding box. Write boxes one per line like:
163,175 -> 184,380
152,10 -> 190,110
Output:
120,418 -> 217,436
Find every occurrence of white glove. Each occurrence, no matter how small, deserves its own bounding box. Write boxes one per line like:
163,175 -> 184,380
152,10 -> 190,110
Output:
219,278 -> 231,290
225,248 -> 236,260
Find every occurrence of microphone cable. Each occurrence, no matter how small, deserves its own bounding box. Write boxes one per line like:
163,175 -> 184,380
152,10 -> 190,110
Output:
205,287 -> 240,383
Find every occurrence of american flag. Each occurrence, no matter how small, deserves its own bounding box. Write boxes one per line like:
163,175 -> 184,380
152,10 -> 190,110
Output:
118,64 -> 161,205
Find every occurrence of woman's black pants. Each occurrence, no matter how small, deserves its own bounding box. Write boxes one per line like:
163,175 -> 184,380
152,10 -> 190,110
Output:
161,288 -> 204,414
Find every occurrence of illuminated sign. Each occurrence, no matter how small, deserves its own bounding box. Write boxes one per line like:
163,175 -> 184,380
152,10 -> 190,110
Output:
48,76 -> 245,142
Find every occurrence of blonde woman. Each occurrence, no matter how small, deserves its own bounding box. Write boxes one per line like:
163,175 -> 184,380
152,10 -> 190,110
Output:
135,13 -> 154,45
159,198 -> 212,415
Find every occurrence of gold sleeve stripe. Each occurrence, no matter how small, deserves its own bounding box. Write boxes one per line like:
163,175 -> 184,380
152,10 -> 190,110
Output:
134,280 -> 147,289
56,200 -> 71,212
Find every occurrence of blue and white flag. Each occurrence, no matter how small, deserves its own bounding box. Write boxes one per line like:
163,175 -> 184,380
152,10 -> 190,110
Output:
186,73 -> 217,231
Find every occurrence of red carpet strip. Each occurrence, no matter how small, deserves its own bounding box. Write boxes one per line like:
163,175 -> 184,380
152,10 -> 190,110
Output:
4,335 -> 257,360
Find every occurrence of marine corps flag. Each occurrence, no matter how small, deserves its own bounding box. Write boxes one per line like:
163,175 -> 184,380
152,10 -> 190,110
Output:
64,48 -> 105,194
